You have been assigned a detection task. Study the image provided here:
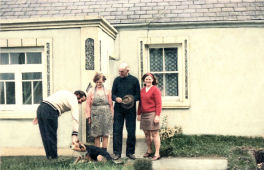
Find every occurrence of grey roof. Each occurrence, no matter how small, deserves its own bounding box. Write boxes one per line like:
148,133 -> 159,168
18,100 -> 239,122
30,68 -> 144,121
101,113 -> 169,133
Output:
0,0 -> 264,25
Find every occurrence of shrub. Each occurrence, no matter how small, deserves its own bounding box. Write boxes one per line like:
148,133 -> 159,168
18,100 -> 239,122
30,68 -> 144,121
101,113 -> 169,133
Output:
159,115 -> 182,141
133,158 -> 153,170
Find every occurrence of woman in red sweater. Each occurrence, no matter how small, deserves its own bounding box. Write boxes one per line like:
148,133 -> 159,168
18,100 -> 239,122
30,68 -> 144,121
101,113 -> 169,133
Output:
137,73 -> 162,161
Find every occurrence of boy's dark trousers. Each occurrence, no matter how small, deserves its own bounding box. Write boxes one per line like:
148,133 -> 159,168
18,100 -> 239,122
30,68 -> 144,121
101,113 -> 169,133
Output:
37,102 -> 59,159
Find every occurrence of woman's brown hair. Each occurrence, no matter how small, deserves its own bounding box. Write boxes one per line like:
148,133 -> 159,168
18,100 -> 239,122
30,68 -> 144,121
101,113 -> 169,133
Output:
93,72 -> 106,83
141,73 -> 158,86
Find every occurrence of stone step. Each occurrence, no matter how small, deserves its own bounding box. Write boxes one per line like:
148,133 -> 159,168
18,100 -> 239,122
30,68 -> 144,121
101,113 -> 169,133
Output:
152,157 -> 227,170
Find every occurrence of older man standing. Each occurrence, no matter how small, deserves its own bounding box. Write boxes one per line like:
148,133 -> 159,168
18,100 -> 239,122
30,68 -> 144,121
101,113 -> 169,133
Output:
111,63 -> 140,160
33,90 -> 86,159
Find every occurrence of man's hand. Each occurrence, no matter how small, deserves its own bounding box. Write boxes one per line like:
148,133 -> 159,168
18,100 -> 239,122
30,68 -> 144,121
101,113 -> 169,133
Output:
116,97 -> 122,103
72,135 -> 79,144
33,117 -> 38,125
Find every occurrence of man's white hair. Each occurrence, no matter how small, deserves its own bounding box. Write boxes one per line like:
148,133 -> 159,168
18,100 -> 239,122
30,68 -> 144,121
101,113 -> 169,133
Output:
119,62 -> 129,70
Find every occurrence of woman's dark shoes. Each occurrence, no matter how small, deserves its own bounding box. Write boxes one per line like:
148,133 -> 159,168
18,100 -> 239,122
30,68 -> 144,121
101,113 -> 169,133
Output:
151,155 -> 160,161
143,152 -> 153,158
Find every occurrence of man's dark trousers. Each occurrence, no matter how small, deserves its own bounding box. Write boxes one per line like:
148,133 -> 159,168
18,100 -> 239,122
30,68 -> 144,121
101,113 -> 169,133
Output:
113,105 -> 136,156
37,102 -> 58,159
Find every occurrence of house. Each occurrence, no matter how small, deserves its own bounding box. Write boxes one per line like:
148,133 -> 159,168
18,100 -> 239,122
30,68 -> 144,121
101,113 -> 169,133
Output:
0,0 -> 264,148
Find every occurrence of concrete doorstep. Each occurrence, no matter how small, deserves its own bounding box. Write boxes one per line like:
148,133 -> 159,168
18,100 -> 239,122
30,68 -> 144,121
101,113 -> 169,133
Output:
0,137 -> 228,170
152,157 -> 227,170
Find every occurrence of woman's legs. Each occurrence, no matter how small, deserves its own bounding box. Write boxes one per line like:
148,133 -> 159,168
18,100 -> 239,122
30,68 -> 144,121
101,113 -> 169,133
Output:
102,136 -> 108,150
151,130 -> 160,157
94,137 -> 101,147
144,130 -> 152,153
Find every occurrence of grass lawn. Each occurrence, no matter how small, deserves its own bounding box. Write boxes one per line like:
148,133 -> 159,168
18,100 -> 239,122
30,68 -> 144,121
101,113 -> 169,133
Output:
1,134 -> 264,169
160,134 -> 264,169
0,156 -> 133,170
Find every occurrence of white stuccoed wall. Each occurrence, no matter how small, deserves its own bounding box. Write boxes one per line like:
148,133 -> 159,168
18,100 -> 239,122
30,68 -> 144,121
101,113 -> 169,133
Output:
111,27 -> 264,137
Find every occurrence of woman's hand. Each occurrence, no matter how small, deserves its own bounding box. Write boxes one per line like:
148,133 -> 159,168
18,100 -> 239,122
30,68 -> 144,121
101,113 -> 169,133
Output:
87,117 -> 91,124
33,117 -> 38,125
154,115 -> 160,124
137,115 -> 141,121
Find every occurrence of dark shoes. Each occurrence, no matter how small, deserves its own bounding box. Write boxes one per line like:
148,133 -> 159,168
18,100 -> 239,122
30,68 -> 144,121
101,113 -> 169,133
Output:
113,154 -> 121,160
113,154 -> 136,160
47,156 -> 58,160
126,154 -> 136,160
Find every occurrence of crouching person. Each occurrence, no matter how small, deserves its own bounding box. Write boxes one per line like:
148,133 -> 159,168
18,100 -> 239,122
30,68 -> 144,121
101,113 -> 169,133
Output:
33,90 -> 87,159
71,143 -> 112,163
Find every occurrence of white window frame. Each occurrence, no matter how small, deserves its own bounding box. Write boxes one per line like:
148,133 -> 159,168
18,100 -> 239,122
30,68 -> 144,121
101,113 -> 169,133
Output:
0,48 -> 48,115
140,36 -> 190,108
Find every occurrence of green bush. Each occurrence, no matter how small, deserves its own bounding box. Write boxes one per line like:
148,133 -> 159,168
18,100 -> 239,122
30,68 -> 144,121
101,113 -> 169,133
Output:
133,158 -> 153,170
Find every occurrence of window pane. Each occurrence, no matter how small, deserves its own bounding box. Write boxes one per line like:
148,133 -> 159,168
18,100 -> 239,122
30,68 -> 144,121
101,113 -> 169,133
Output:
165,73 -> 178,96
153,73 -> 164,95
10,53 -> 25,64
85,38 -> 95,70
165,48 -> 178,71
23,82 -> 32,104
6,82 -> 15,104
27,52 -> 42,64
0,53 -> 9,65
0,82 -> 5,104
0,73 -> 14,80
22,72 -> 42,80
33,81 -> 42,104
150,48 -> 163,72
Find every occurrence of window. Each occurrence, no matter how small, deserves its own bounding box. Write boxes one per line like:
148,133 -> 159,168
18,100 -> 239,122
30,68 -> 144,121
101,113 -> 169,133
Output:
22,72 -> 43,104
0,49 -> 44,109
141,37 -> 189,108
0,73 -> 15,104
149,48 -> 178,97
0,52 -> 42,65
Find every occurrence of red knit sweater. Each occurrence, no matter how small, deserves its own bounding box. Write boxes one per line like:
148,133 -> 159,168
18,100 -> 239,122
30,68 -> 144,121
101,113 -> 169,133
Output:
137,85 -> 162,116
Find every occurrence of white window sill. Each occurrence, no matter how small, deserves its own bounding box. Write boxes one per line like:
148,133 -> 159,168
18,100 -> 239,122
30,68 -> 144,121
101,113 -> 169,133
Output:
163,101 -> 190,108
162,97 -> 190,108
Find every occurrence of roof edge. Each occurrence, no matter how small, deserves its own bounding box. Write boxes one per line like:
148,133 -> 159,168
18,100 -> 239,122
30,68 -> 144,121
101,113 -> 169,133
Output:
0,16 -> 118,39
113,20 -> 264,29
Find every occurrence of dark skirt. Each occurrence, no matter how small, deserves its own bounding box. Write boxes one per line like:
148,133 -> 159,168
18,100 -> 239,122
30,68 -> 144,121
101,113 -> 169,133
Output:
140,112 -> 160,131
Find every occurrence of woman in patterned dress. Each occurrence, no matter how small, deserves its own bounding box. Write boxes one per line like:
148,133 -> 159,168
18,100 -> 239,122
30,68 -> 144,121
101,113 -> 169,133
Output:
86,73 -> 114,151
